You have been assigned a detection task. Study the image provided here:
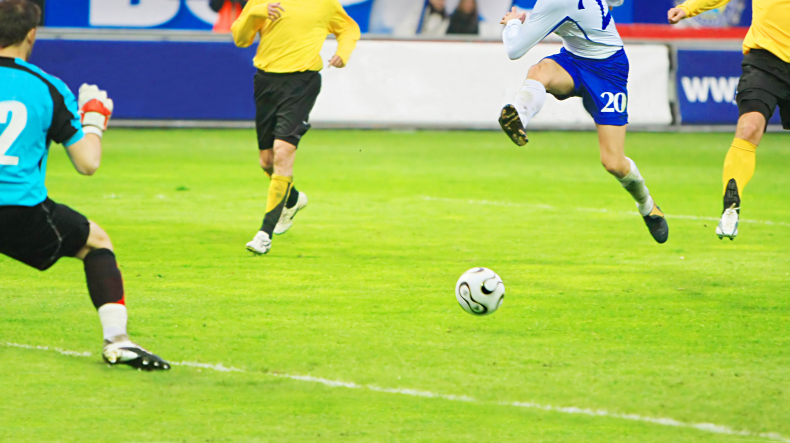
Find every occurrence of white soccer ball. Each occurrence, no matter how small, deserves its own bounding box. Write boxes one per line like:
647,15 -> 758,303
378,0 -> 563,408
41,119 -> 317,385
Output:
455,267 -> 505,316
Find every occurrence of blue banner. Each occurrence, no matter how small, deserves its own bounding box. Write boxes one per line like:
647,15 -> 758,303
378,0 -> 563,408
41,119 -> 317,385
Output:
45,0 -> 372,33
31,40 -> 258,120
632,0 -> 751,26
676,49 -> 780,125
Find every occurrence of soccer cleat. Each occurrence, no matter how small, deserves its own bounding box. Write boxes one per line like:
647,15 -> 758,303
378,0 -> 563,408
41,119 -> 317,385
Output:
102,336 -> 170,371
274,192 -> 308,235
642,204 -> 669,244
716,178 -> 740,240
498,104 -> 528,146
246,230 -> 272,255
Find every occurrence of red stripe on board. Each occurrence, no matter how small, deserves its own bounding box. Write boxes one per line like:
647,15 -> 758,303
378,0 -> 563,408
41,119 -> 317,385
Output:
617,24 -> 749,40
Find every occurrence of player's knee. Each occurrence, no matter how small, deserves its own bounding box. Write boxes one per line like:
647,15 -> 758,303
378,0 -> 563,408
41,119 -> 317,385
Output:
736,116 -> 764,143
601,156 -> 628,178
87,222 -> 113,251
527,63 -> 547,83
259,154 -> 274,171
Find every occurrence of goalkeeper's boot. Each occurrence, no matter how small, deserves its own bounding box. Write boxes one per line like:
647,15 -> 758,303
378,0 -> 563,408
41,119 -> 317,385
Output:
102,335 -> 170,371
643,203 -> 669,244
246,231 -> 272,255
498,104 -> 528,147
716,178 -> 740,240
274,192 -> 308,235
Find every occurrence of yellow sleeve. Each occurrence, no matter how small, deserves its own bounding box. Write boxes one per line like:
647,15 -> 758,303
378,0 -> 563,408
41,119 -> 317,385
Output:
678,0 -> 732,18
231,0 -> 268,48
327,0 -> 361,64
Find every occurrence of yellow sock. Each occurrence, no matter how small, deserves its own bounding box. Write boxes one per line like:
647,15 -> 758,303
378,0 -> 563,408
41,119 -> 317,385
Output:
722,138 -> 756,196
261,174 -> 293,234
266,174 -> 292,212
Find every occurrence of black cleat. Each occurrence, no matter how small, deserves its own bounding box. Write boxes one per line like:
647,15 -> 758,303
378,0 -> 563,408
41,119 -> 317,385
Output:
643,204 -> 669,244
498,104 -> 528,146
102,337 -> 171,371
717,179 -> 741,240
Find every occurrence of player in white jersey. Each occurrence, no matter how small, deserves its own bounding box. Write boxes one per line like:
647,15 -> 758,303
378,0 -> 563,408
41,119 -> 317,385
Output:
498,0 -> 669,244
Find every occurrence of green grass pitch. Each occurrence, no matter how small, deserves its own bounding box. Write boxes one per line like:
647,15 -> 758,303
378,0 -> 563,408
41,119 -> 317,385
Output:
1,128 -> 789,442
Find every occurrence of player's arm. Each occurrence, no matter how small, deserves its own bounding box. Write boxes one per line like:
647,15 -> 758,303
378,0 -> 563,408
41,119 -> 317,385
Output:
668,0 -> 732,23
65,84 -> 114,176
501,2 -> 564,60
327,0 -> 361,68
231,0 -> 283,48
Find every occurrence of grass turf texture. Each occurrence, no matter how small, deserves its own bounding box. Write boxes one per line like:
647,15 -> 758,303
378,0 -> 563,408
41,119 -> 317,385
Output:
1,129 -> 789,442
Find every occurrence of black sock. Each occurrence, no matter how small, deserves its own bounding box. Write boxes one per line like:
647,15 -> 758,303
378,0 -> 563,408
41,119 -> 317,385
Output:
84,249 -> 125,309
285,188 -> 300,209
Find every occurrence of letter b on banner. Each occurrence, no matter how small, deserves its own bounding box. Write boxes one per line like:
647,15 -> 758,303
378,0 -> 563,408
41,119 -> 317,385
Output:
90,0 -> 180,27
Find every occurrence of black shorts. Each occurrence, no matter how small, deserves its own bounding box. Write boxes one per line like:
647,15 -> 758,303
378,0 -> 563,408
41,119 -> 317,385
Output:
0,198 -> 90,271
736,49 -> 790,129
254,70 -> 322,150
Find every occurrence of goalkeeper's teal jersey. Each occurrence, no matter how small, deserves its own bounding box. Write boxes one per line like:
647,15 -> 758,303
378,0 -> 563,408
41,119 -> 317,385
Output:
0,56 -> 84,207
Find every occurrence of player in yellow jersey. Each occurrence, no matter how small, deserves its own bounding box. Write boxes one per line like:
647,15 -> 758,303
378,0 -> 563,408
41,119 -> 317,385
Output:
669,0 -> 790,240
231,1 -> 360,254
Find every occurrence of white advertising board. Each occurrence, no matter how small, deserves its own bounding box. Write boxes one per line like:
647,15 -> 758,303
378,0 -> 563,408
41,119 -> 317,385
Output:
314,40 -> 671,129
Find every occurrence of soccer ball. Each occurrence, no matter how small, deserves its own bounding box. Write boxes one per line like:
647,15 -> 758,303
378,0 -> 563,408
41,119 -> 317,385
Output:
455,267 -> 505,316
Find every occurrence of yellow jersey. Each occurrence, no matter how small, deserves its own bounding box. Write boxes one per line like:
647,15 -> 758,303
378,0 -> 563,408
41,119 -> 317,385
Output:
679,0 -> 790,63
231,0 -> 361,73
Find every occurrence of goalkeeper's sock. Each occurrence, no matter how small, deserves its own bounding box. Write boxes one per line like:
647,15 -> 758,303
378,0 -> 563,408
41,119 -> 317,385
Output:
98,303 -> 128,342
514,79 -> 547,128
260,174 -> 293,236
265,170 -> 300,209
619,158 -> 654,217
84,249 -> 125,309
722,138 -> 756,197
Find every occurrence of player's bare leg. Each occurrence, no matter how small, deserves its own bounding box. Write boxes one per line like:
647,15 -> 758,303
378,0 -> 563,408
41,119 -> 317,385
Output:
248,140 -> 298,254
718,111 -> 764,240
75,222 -> 170,370
598,124 -> 668,243
500,59 -> 574,146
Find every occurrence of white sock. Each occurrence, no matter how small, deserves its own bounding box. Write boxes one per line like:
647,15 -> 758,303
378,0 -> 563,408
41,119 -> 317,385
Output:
98,303 -> 128,342
619,157 -> 654,216
513,78 -> 547,128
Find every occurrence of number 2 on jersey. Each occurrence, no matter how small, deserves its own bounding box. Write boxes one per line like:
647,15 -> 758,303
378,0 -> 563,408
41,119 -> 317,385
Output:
0,101 -> 27,166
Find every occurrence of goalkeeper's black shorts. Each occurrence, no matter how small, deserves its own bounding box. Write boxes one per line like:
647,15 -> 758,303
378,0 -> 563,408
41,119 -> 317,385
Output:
736,49 -> 790,129
0,198 -> 90,271
253,70 -> 322,150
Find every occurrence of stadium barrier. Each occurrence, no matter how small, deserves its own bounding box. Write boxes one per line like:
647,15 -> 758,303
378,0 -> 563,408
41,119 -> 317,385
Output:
33,29 -> 751,130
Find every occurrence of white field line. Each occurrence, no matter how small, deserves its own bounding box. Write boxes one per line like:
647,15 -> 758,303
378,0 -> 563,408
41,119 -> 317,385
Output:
420,196 -> 790,228
3,342 -> 788,442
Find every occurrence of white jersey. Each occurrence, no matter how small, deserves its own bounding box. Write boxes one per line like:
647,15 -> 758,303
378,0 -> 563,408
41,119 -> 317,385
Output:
503,0 -> 624,60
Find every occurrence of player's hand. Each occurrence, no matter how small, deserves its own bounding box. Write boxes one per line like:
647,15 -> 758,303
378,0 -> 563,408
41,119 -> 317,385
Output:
267,2 -> 284,21
249,3 -> 283,21
667,7 -> 687,24
328,55 -> 345,68
78,84 -> 113,137
500,7 -> 526,25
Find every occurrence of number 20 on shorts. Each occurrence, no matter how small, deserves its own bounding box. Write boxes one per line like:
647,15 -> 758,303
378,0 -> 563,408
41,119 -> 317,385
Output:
601,92 -> 627,113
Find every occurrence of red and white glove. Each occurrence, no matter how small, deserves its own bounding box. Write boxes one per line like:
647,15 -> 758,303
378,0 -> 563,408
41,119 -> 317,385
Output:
78,84 -> 114,138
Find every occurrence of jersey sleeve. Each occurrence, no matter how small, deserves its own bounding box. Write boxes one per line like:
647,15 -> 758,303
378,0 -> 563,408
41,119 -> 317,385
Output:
48,78 -> 84,148
502,0 -> 567,60
678,0 -> 732,18
327,0 -> 361,64
231,0 -> 268,48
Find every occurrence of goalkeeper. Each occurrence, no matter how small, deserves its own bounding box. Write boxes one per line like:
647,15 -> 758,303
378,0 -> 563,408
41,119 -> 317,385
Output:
0,0 -> 169,370
232,0 -> 360,255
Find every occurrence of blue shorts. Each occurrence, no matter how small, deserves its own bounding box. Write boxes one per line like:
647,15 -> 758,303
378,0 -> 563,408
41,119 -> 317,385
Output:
545,48 -> 629,126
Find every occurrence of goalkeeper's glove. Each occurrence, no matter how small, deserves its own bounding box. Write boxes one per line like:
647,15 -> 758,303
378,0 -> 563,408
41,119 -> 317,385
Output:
78,84 -> 114,138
